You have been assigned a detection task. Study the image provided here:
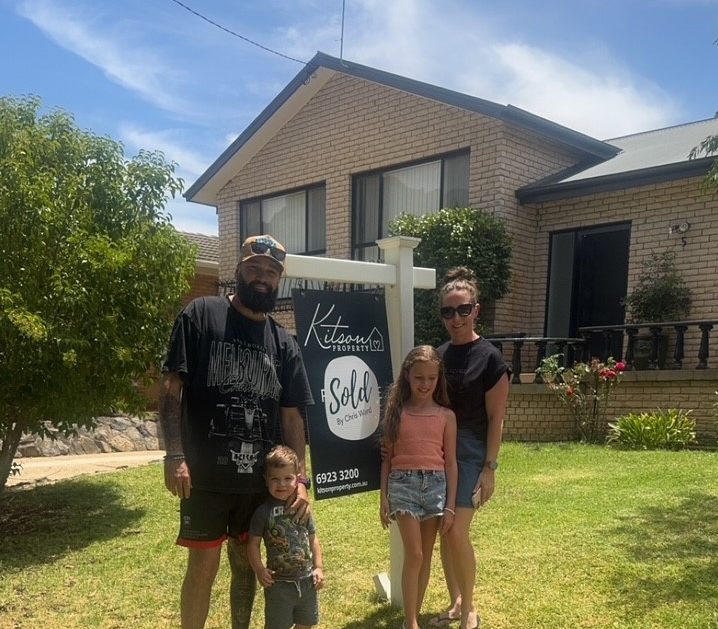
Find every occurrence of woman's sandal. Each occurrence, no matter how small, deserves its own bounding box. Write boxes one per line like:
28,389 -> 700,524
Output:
462,613 -> 481,629
428,611 -> 460,627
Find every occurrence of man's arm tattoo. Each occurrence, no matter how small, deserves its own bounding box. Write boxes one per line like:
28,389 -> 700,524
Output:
159,373 -> 183,454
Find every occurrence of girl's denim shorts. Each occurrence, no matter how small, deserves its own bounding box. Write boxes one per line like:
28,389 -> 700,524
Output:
456,428 -> 487,508
387,469 -> 446,521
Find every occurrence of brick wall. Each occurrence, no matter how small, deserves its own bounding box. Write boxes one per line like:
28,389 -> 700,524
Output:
505,369 -> 718,446
491,127 -> 584,337
183,270 -> 219,306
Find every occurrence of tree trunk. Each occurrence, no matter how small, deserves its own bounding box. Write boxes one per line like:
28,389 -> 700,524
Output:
0,421 -> 24,493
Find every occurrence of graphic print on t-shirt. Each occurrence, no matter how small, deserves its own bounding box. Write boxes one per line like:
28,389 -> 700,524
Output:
206,339 -> 283,474
264,504 -> 313,579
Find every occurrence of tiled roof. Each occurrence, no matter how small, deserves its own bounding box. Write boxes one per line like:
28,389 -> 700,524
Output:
181,231 -> 219,263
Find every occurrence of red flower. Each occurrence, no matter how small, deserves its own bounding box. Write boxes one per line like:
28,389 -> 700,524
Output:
615,361 -> 626,372
600,369 -> 617,379
566,386 -> 575,397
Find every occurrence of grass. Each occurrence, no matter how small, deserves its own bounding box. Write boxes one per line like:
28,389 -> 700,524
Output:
1,443 -> 717,628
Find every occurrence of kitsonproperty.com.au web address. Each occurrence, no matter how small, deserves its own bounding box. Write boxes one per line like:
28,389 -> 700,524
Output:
316,480 -> 368,496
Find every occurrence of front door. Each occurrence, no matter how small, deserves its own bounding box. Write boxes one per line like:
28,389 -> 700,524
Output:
545,222 -> 630,360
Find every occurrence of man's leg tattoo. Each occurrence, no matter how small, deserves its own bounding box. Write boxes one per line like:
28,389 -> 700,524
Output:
228,538 -> 256,629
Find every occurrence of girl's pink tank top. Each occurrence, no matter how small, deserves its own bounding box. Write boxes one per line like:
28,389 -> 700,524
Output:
390,409 -> 447,471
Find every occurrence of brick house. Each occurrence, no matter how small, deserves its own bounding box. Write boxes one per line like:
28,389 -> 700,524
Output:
181,231 -> 219,306
185,52 -> 718,444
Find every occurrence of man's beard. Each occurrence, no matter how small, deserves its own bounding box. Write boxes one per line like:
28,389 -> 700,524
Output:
236,275 -> 278,313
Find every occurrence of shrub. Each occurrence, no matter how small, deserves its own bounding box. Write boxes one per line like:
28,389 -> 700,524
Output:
536,355 -> 625,443
389,207 -> 512,347
625,251 -> 691,323
607,409 -> 696,450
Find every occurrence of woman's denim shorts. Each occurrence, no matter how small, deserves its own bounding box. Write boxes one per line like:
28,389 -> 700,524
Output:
387,469 -> 446,521
456,428 -> 487,508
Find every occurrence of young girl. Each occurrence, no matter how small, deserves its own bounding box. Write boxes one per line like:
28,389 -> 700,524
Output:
380,345 -> 458,629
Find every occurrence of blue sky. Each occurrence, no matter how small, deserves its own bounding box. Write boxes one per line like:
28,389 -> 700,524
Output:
2,0 -> 717,236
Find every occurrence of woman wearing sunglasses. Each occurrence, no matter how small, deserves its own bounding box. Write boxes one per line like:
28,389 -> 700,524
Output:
430,267 -> 510,629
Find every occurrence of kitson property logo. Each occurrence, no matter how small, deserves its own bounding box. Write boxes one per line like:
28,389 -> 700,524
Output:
303,303 -> 385,353
303,303 -> 382,441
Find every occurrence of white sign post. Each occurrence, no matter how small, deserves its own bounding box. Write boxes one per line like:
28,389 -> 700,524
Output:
282,235 -> 434,606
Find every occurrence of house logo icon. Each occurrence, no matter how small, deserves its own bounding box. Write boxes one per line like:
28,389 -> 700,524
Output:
366,328 -> 384,352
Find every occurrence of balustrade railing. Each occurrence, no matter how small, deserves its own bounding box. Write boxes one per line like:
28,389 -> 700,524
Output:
487,319 -> 716,384
578,319 -> 717,371
486,336 -> 584,384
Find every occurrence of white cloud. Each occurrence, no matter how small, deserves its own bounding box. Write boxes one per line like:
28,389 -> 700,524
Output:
17,0 -> 199,118
166,198 -> 218,236
119,124 -> 212,181
482,43 -> 676,139
317,0 -> 678,138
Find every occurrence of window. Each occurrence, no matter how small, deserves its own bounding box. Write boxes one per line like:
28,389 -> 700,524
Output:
240,184 -> 326,255
352,152 -> 469,260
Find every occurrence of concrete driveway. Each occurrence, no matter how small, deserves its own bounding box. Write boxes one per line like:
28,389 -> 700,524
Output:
7,450 -> 164,488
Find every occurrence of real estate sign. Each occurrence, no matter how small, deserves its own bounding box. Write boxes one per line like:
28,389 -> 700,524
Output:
293,289 -> 392,500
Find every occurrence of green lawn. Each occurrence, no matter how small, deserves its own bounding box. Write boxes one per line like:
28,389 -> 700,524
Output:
1,443 -> 717,628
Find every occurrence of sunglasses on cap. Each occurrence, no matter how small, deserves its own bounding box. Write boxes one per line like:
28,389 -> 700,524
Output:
248,241 -> 286,262
440,303 -> 476,319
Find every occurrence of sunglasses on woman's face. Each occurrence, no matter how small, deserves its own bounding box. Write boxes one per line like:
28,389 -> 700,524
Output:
249,241 -> 286,262
439,303 -> 476,319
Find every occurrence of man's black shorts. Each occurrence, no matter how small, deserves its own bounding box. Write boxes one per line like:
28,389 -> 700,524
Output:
177,489 -> 267,548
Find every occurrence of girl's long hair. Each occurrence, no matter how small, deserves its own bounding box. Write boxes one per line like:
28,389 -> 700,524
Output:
381,345 -> 450,445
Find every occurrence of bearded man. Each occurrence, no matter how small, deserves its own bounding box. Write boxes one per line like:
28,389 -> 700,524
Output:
160,234 -> 314,629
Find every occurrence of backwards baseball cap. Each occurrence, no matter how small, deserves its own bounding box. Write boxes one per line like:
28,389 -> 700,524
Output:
239,234 -> 287,270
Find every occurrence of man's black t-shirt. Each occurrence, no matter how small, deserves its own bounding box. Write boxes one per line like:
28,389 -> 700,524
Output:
437,337 -> 510,440
163,296 -> 314,493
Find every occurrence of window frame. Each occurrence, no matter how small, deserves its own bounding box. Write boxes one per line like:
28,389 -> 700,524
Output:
239,182 -> 327,256
351,150 -> 470,260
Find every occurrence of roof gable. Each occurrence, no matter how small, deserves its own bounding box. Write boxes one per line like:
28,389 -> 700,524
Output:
185,52 -> 618,205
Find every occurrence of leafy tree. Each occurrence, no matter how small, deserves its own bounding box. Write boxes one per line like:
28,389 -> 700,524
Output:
389,207 -> 512,346
689,37 -> 718,189
0,96 -> 196,491
689,133 -> 718,191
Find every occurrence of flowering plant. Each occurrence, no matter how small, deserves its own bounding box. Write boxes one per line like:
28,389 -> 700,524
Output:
536,355 -> 625,443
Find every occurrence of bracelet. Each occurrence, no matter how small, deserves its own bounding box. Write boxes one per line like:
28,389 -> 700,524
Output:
164,453 -> 185,461
443,507 -> 456,515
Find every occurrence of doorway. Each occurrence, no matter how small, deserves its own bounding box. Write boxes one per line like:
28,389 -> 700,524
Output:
545,222 -> 631,360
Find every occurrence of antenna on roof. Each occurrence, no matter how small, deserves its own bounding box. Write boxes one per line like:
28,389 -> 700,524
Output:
340,0 -> 346,59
